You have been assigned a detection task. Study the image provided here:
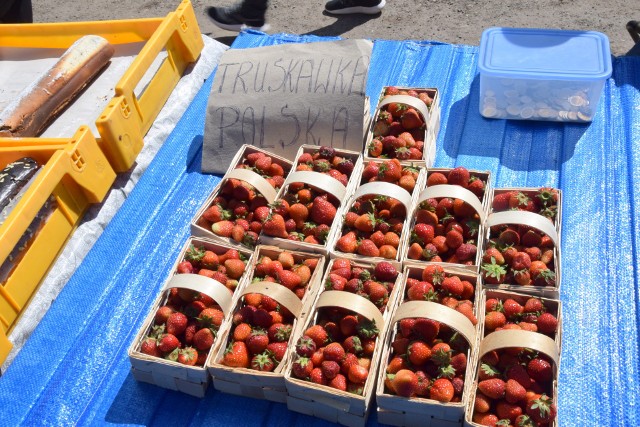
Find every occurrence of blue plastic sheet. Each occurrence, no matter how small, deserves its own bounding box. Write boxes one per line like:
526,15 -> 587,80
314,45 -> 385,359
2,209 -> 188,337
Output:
1,30 -> 639,426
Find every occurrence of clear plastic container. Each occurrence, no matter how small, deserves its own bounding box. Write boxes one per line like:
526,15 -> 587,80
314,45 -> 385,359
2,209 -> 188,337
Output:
478,27 -> 612,122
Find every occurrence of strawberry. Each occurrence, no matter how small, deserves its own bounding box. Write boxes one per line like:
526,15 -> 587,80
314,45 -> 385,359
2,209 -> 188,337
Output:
348,363 -> 369,384
222,341 -> 249,368
198,307 -> 224,328
158,334 -> 180,353
525,394 -> 557,424
233,322 -> 252,341
309,367 -> 327,385
202,204 -> 231,223
177,347 -> 198,366
266,341 -> 287,362
401,109 -> 423,130
478,378 -> 506,399
407,340 -> 431,366
224,258 -> 246,280
305,325 -> 329,348
447,166 -> 470,188
505,378 -> 527,404
251,352 -> 276,371
343,335 -> 363,355
329,374 -> 347,391
310,196 -> 337,226
211,220 -> 234,237
485,311 -> 507,331
536,312 -> 558,335
335,231 -> 358,253
430,378 -> 454,402
527,357 -> 553,383
193,328 -> 215,351
323,342 -> 346,362
374,261 -> 398,282
357,239 -> 380,257
262,214 -> 288,238
292,356 -> 314,379
267,323 -> 292,343
154,306 -> 173,325
391,369 -> 418,397
503,299 -> 524,319
140,337 -> 161,357
321,360 -> 341,380
496,400 -> 523,422
413,318 -> 440,342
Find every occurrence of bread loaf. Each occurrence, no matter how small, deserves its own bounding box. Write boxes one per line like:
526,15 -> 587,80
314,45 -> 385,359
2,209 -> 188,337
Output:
0,35 -> 114,137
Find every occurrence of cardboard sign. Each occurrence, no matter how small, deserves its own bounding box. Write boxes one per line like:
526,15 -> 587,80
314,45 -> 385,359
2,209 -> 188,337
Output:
202,39 -> 372,174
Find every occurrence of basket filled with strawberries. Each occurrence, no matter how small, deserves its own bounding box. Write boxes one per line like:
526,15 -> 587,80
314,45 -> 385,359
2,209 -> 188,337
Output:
365,86 -> 441,167
404,166 -> 491,272
480,289 -> 561,350
128,237 -> 254,397
480,187 -> 562,298
207,246 -> 325,403
375,295 -> 479,426
191,145 -> 292,249
465,330 -> 560,427
284,259 -> 404,427
259,145 -> 362,255
331,158 -> 424,264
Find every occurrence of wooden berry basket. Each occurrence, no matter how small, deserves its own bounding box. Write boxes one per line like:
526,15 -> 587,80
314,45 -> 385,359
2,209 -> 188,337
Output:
190,144 -> 293,250
258,156 -> 361,255
364,86 -> 441,168
376,300 -> 479,427
401,168 -> 491,272
464,330 -> 560,427
128,237 -> 254,397
479,289 -> 562,351
481,209 -> 561,299
329,170 -> 426,267
207,246 -> 326,403
284,258 -> 404,427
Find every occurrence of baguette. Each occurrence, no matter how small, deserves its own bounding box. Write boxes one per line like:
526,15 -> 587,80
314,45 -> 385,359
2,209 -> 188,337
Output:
0,35 -> 115,138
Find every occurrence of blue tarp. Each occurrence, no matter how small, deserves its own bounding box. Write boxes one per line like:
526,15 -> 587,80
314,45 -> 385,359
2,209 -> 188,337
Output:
1,31 -> 639,426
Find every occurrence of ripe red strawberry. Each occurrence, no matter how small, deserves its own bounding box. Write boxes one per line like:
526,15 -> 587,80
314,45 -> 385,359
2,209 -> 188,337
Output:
496,400 -> 523,421
155,306 -> 173,325
526,394 -> 557,424
430,378 -> 454,402
478,363 -> 501,381
400,109 -> 423,130
503,299 -> 524,319
407,340 -> 431,366
305,325 -> 329,348
485,311 -> 507,331
310,367 -> 327,385
536,312 -> 558,335
478,378 -> 506,399
374,261 -> 398,282
292,356 -> 314,379
223,341 -> 249,368
158,334 -> 180,353
323,342 -> 346,362
321,360 -> 341,380
527,357 -> 553,383
176,261 -> 194,274
505,378 -> 527,403
224,258 -> 246,280
447,167 -> 470,188
335,231 -> 358,253
251,352 -> 276,371
198,307 -> 224,328
310,196 -> 337,226
328,373 -> 347,391
177,347 -> 198,366
505,364 -> 532,389
246,328 -> 269,355
296,335 -> 317,357
262,214 -> 288,238
357,239 -> 380,257
140,337 -> 161,357
348,363 -> 369,384
268,323 -> 292,343
193,328 -> 215,351
413,318 -> 440,342
391,369 -> 418,397
266,341 -> 287,362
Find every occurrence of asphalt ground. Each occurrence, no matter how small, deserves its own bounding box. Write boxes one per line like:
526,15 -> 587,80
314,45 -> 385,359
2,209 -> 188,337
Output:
32,0 -> 640,56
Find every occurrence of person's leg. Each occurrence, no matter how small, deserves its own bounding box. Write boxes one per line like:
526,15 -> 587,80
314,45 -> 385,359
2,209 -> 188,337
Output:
324,0 -> 385,15
0,0 -> 33,23
206,0 -> 269,32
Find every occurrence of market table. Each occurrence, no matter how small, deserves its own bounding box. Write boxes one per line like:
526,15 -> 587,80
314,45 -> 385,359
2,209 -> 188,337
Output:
0,30 -> 639,427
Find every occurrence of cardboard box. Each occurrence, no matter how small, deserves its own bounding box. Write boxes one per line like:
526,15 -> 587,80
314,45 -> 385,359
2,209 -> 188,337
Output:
207,246 -> 325,403
401,167 -> 492,272
191,145 -> 293,250
364,87 -> 441,167
376,300 -> 479,427
284,258 -> 404,427
330,166 -> 426,265
480,188 -> 561,298
258,145 -> 363,255
464,330 -> 560,427
128,237 -> 254,397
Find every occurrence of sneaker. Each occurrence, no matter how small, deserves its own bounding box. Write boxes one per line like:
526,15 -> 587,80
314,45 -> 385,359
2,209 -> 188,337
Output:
206,5 -> 269,32
324,0 -> 385,15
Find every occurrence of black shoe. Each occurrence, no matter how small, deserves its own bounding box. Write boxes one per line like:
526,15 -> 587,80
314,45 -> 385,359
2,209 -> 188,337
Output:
206,5 -> 269,32
324,0 -> 385,15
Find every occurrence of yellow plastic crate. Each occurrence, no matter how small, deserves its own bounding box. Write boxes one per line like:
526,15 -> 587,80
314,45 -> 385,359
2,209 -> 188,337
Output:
0,126 -> 116,363
0,0 -> 204,172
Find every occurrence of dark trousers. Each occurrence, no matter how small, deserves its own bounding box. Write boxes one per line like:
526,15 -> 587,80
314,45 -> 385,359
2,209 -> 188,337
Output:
0,0 -> 33,23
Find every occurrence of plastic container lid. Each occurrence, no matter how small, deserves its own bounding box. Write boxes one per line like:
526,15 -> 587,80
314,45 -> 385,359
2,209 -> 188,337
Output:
478,27 -> 612,80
